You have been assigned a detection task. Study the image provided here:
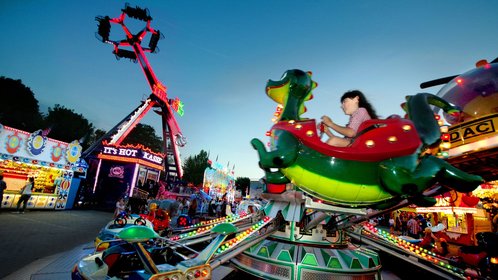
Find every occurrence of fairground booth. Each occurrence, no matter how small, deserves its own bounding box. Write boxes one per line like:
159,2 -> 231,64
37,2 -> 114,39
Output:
0,124 -> 86,210
86,141 -> 165,209
203,160 -> 235,203
412,190 -> 492,246
409,60 -> 498,246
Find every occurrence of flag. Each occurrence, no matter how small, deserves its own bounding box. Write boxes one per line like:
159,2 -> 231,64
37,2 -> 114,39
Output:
41,127 -> 52,136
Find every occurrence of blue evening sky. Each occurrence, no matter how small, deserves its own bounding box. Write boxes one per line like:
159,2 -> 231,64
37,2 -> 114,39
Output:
1,0 -> 498,179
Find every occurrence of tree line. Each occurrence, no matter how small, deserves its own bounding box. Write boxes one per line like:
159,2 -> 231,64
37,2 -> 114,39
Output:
0,76 -> 162,151
0,77 -> 251,190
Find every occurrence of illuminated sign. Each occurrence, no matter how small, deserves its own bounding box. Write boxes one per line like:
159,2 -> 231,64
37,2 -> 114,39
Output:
142,151 -> 162,164
170,97 -> 184,116
101,145 -> 163,166
416,206 -> 477,214
109,166 -> 125,178
449,114 -> 498,148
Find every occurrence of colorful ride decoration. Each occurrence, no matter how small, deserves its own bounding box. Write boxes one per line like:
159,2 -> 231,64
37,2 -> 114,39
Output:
51,143 -> 63,162
232,237 -> 382,280
26,129 -> 48,156
5,132 -> 21,154
428,60 -> 498,179
169,212 -> 251,242
65,140 -> 82,164
139,202 -> 170,232
214,216 -> 272,256
359,223 -> 468,278
434,59 -> 498,125
251,69 -> 483,209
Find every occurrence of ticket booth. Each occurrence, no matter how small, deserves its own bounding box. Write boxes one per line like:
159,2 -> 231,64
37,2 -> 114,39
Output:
86,142 -> 164,209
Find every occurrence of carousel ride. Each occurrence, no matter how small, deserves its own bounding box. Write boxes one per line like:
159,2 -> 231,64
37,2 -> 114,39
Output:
344,58 -> 498,280
73,4 -> 494,280
242,69 -> 485,280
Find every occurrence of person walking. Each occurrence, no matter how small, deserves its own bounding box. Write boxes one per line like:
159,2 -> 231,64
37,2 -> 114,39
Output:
17,177 -> 34,213
0,173 -> 7,211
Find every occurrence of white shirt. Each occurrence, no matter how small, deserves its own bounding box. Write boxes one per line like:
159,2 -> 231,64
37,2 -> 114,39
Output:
22,182 -> 33,195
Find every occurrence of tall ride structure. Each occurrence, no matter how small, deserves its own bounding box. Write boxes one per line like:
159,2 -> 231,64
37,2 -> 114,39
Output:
84,4 -> 186,182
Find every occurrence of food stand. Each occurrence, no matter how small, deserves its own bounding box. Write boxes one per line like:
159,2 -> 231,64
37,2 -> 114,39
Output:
415,191 -> 490,246
0,124 -> 85,210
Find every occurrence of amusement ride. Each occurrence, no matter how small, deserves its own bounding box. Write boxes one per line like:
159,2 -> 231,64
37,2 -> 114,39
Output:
73,4 -> 497,280
83,3 -> 186,183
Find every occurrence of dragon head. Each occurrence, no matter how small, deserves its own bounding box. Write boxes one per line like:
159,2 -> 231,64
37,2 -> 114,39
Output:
266,69 -> 317,121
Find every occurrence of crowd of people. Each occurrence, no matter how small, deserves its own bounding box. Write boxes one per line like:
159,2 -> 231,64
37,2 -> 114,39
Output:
114,187 -> 240,229
371,211 -> 450,257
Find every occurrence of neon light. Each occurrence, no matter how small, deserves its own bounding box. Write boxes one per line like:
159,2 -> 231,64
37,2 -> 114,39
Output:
98,154 -> 164,170
130,163 -> 139,197
170,97 -> 184,116
102,141 -> 165,157
416,206 -> 477,214
93,158 -> 102,193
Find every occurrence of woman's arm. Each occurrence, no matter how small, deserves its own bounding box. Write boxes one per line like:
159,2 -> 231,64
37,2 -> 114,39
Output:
321,116 -> 356,137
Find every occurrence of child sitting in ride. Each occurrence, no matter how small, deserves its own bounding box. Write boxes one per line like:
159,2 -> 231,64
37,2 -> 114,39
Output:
320,90 -> 378,147
419,227 -> 437,250
140,202 -> 170,232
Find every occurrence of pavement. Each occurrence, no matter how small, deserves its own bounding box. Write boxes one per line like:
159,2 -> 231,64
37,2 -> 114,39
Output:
0,209 -> 113,280
2,241 -> 235,280
0,209 -> 235,280
3,241 -> 95,280
0,209 -> 406,280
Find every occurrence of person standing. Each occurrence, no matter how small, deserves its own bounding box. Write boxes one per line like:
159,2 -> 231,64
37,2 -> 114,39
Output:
407,214 -> 421,239
17,177 -> 34,213
0,173 -> 7,211
401,213 -> 409,235
184,198 -> 190,215
389,215 -> 395,234
188,198 -> 197,224
114,197 -> 126,218
177,198 -> 184,215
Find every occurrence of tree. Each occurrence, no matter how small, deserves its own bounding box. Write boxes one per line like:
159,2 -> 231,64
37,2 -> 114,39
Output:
121,123 -> 163,152
235,177 -> 251,197
0,76 -> 44,131
92,129 -> 107,143
182,150 -> 210,186
44,104 -> 95,148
